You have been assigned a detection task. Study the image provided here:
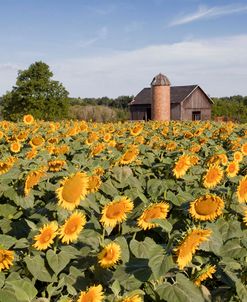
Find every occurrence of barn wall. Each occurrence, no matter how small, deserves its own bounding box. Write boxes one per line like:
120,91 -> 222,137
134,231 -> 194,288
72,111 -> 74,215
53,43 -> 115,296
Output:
171,104 -> 181,120
130,105 -> 151,120
181,88 -> 212,120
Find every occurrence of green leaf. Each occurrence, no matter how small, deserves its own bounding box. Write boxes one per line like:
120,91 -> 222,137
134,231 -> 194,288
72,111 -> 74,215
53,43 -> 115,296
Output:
100,180 -> 119,197
149,253 -> 174,280
0,204 -> 17,218
236,280 -> 247,302
156,274 -> 204,302
25,255 -> 53,282
111,166 -> 133,183
166,190 -> 180,206
220,239 -> 246,259
150,218 -> 172,233
4,279 -> 37,302
0,235 -> 16,249
46,250 -> 71,275
0,273 -> 5,289
130,237 -> 158,258
147,179 -> 165,199
0,289 -> 18,302
114,236 -> 130,263
110,279 -> 121,296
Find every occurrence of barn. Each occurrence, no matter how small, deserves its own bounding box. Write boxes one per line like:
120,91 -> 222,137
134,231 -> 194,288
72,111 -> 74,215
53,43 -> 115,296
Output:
129,73 -> 213,121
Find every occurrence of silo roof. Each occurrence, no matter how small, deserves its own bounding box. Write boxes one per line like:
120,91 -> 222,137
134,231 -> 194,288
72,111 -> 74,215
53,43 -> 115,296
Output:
151,73 -> 171,86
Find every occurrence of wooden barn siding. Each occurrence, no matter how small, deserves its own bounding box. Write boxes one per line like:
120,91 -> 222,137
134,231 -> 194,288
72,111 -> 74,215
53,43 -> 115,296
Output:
181,88 -> 212,120
130,105 -> 150,120
171,104 -> 181,120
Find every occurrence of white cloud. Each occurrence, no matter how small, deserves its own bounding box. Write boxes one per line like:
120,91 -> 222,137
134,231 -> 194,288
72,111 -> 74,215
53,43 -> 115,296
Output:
51,35 -> 247,98
1,35 -> 247,98
169,4 -> 247,26
78,26 -> 108,48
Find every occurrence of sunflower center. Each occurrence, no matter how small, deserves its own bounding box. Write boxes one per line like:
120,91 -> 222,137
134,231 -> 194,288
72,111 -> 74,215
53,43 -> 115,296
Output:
65,221 -> 78,234
62,175 -> 85,204
239,181 -> 247,196
194,199 -> 218,215
82,291 -> 94,302
123,151 -> 135,161
103,248 -> 114,261
206,168 -> 220,182
106,203 -> 125,219
228,163 -> 236,173
40,231 -> 52,243
32,137 -> 43,146
144,207 -> 162,222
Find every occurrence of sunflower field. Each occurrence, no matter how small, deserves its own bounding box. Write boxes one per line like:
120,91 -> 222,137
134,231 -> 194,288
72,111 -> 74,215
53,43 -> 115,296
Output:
0,115 -> 247,302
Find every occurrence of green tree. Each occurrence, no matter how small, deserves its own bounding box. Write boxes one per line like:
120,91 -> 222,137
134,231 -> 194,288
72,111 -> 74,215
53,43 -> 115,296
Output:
2,61 -> 69,121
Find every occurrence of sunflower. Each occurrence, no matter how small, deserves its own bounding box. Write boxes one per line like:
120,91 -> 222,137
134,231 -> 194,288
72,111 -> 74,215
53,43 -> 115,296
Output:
93,166 -> 104,176
100,197 -> 134,228
194,265 -> 216,287
47,137 -> 59,144
184,131 -> 193,139
233,151 -> 243,162
241,142 -> 247,156
0,249 -> 14,271
0,130 -> 4,140
166,141 -> 177,151
26,148 -> 38,160
174,228 -> 212,270
0,161 -> 12,175
162,127 -> 169,136
90,143 -> 105,157
54,145 -> 70,155
103,133 -> 112,142
219,153 -> 228,166
98,242 -> 121,268
226,161 -> 239,178
243,209 -> 247,226
173,155 -> 191,178
30,136 -> 45,148
137,202 -> 169,230
118,146 -> 139,165
77,285 -> 104,302
189,194 -> 224,221
59,211 -> 86,244
24,168 -> 46,196
88,175 -> 102,194
118,294 -> 143,302
23,114 -> 34,125
237,175 -> 247,203
17,131 -> 29,142
190,144 -> 201,153
130,125 -> 143,136
48,160 -> 66,172
33,221 -> 58,250
85,132 -> 99,145
10,141 -> 21,153
203,165 -> 223,189
189,155 -> 199,166
108,139 -> 116,147
56,172 -> 89,210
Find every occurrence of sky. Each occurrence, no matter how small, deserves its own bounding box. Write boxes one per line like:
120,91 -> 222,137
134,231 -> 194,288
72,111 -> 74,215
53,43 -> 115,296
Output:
0,0 -> 247,98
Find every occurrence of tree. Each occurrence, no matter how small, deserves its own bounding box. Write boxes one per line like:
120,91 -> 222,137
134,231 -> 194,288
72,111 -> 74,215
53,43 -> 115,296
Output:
2,61 -> 69,121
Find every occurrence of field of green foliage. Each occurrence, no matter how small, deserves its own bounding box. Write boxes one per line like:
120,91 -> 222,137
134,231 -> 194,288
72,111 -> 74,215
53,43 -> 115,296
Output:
0,117 -> 246,302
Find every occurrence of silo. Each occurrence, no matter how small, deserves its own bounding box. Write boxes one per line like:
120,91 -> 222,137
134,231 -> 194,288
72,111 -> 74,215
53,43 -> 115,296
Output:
151,73 -> 171,121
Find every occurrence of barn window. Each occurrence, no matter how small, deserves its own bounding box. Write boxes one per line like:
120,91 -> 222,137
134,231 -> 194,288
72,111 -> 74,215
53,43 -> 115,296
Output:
192,111 -> 201,121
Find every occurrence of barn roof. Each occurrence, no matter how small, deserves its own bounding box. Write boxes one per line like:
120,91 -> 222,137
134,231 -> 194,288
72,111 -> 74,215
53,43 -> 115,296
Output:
129,85 -> 211,105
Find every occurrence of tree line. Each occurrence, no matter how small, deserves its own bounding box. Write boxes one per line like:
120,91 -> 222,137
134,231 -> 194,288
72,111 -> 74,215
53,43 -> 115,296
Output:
212,96 -> 247,123
0,61 -> 246,122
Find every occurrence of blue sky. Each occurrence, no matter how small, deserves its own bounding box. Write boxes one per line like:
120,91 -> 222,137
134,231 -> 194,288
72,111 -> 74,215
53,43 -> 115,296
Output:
1,0 -> 247,97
